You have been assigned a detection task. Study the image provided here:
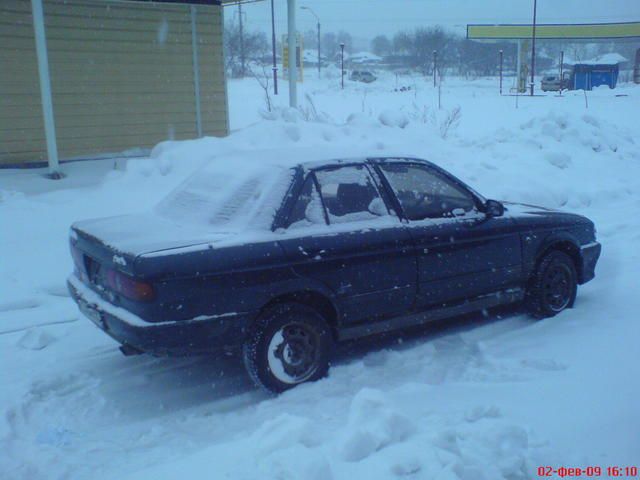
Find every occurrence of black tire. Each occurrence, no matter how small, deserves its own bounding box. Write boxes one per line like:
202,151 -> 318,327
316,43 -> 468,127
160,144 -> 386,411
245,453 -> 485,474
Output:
526,250 -> 578,318
243,303 -> 332,393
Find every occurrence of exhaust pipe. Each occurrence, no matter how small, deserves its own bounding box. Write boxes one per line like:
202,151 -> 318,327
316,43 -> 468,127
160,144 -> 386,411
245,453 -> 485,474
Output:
119,344 -> 143,356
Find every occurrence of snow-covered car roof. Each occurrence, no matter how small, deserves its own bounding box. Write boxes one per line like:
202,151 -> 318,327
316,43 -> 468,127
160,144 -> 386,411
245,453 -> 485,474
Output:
153,148 -> 403,233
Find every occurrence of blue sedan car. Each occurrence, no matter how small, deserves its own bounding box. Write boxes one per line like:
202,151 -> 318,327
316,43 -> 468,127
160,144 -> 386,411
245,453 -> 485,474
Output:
68,153 -> 601,392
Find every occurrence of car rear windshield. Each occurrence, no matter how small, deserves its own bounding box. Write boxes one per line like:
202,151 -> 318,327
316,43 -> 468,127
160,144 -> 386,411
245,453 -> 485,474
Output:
154,161 -> 294,231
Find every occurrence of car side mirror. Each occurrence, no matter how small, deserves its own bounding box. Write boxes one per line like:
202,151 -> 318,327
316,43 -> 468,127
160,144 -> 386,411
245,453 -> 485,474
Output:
485,199 -> 504,217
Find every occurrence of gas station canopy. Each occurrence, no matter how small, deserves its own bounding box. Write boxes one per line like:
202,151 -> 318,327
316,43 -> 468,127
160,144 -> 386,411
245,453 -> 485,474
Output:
467,21 -> 640,40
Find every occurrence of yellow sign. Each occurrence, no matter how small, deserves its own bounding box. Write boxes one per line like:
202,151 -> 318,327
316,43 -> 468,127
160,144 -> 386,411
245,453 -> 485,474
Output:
467,22 -> 640,40
282,33 -> 304,82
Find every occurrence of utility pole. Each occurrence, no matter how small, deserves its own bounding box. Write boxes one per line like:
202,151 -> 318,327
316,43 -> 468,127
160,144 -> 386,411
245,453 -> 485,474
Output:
287,0 -> 297,108
530,0 -> 537,96
317,20 -> 320,77
499,49 -> 503,95
270,0 -> 278,94
238,3 -> 246,77
433,50 -> 437,87
559,50 -> 564,96
340,42 -> 345,89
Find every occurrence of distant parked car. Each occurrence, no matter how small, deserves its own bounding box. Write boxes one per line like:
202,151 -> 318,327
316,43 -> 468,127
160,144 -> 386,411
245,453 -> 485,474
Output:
350,70 -> 377,83
541,75 -> 569,92
68,153 -> 601,393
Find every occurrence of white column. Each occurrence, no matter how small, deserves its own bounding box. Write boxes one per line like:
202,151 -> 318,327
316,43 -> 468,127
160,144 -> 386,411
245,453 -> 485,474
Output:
287,0 -> 297,108
190,5 -> 203,137
516,39 -> 522,93
31,0 -> 60,177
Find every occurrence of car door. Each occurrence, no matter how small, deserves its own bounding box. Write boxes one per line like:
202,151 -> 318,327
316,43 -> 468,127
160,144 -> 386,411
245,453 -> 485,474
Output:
277,164 -> 417,325
375,161 -> 522,309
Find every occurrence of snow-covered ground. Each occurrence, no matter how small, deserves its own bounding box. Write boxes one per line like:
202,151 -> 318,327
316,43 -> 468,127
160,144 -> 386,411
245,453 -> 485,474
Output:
1,73 -> 639,479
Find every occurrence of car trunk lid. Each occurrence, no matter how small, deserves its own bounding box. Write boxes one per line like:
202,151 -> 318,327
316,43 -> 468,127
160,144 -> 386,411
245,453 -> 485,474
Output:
71,213 -> 233,279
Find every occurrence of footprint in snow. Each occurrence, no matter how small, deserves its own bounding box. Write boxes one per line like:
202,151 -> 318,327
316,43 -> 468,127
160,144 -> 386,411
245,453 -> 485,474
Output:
0,298 -> 41,313
520,358 -> 568,371
17,328 -> 57,350
464,405 -> 502,423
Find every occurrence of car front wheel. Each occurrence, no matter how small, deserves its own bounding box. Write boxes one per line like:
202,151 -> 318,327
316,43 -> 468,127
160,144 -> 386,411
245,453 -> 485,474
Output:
243,303 -> 332,393
526,250 -> 578,318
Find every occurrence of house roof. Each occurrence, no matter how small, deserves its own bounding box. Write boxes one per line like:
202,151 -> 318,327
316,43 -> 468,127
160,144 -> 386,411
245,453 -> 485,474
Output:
563,53 -> 628,66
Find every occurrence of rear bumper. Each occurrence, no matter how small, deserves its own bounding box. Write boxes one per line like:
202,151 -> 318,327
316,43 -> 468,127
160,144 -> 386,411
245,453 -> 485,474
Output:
67,275 -> 253,356
579,241 -> 601,284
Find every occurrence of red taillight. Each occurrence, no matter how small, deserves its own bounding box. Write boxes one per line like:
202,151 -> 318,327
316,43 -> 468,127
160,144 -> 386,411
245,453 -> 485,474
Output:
70,243 -> 88,281
106,269 -> 155,302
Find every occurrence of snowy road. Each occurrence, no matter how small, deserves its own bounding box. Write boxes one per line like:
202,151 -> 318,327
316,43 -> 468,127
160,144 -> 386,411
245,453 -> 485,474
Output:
1,77 -> 639,479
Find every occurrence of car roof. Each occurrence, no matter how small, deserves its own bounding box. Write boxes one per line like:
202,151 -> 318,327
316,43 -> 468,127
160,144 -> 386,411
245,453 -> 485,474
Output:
302,156 -> 433,171
212,147 -> 432,172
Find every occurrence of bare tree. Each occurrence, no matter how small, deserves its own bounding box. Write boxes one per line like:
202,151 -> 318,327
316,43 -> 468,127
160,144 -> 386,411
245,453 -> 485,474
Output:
337,31 -> 353,54
321,32 -> 338,61
376,26 -> 519,78
437,106 -> 461,139
392,31 -> 412,56
371,35 -> 391,56
250,65 -> 272,112
224,20 -> 269,77
303,29 -> 318,50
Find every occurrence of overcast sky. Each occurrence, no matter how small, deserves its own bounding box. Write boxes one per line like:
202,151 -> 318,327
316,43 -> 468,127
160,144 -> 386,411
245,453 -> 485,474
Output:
234,0 -> 639,41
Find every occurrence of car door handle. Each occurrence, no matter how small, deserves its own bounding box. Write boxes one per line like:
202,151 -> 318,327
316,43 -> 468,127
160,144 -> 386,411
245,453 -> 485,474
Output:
299,247 -> 326,258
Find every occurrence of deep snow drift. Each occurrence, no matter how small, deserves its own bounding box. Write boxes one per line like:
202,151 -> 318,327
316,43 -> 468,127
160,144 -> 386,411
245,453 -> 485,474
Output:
1,75 -> 639,479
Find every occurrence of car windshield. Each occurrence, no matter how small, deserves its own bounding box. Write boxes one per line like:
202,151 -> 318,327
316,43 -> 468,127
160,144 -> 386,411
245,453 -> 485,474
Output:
154,161 -> 294,231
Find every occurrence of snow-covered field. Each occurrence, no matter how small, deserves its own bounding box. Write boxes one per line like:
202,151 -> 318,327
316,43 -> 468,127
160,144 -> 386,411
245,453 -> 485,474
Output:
1,73 -> 639,479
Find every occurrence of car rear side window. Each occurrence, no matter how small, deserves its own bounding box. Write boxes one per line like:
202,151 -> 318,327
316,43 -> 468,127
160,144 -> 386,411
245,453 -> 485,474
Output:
379,163 -> 476,220
286,175 -> 326,229
315,165 -> 389,224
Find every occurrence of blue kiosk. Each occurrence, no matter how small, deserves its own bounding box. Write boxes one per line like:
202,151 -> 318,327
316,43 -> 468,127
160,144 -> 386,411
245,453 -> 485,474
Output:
569,63 -> 620,90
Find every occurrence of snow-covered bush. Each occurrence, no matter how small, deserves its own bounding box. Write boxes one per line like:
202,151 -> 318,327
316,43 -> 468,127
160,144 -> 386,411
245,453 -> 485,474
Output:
378,109 -> 410,128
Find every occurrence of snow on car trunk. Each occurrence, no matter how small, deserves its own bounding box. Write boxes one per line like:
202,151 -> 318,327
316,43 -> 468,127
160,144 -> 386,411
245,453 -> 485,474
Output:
73,155 -> 298,257
73,214 -> 232,257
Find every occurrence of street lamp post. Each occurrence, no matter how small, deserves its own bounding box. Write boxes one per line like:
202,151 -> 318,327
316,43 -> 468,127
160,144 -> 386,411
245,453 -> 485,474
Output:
340,42 -> 345,89
530,0 -> 538,96
301,6 -> 321,78
559,50 -> 564,96
270,0 -> 278,94
316,20 -> 320,76
499,49 -> 503,95
433,50 -> 437,87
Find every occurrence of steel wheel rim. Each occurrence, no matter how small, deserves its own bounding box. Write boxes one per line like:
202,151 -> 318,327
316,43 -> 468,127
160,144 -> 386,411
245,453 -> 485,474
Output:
543,264 -> 572,312
267,322 -> 319,384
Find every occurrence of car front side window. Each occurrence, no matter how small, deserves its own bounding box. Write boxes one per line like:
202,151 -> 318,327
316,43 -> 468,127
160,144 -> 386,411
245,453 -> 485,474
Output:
379,163 -> 477,221
314,165 -> 389,224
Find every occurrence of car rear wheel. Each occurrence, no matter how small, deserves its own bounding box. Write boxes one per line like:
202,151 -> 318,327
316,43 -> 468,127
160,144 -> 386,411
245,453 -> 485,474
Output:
526,250 -> 577,318
243,303 -> 332,393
